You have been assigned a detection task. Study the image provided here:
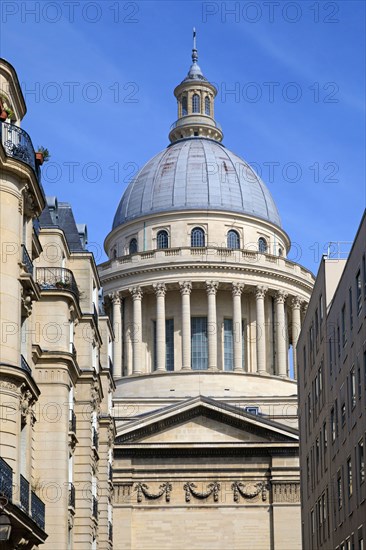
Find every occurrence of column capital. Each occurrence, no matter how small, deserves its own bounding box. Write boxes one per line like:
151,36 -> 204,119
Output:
232,282 -> 244,297
179,281 -> 192,295
153,282 -> 166,297
108,291 -> 121,305
275,289 -> 288,304
206,280 -> 219,295
255,285 -> 268,300
291,296 -> 302,310
129,286 -> 143,301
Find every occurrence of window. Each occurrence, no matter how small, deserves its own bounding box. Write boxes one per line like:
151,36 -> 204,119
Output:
350,367 -> 356,409
192,93 -> 200,113
311,509 -> 315,535
258,237 -> 267,253
329,334 -> 333,375
341,304 -> 347,347
191,317 -> 208,370
341,402 -> 346,427
227,230 -> 240,249
356,270 -> 362,313
157,230 -> 169,249
244,406 -> 260,415
278,247 -> 283,256
191,227 -> 205,247
358,361 -> 362,400
319,294 -> 324,324
204,96 -> 210,115
331,406 -> 336,442
224,319 -> 233,371
182,95 -> 188,116
347,457 -> 353,497
315,308 -> 319,344
323,422 -> 328,455
349,287 -> 353,330
358,439 -> 365,484
337,470 -> 343,509
337,324 -> 341,357
129,238 -> 138,255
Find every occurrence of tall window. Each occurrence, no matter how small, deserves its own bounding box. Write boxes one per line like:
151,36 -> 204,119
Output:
258,237 -> 268,253
350,367 -> 356,409
341,304 -> 347,347
349,287 -> 353,330
191,227 -> 205,247
227,230 -> 240,249
356,270 -> 362,313
337,470 -> 343,509
153,319 -> 174,371
129,238 -> 138,254
347,457 -> 353,497
157,230 -> 169,249
224,319 -> 233,371
192,94 -> 200,113
191,317 -> 208,370
182,96 -> 188,116
205,96 -> 210,115
358,439 -> 365,484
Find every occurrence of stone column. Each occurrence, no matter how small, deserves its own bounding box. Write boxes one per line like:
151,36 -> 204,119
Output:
232,283 -> 244,371
153,283 -> 166,371
255,286 -> 267,374
275,290 -> 288,377
110,292 -> 122,379
129,286 -> 143,375
291,296 -> 302,379
206,281 -> 219,370
179,282 -> 192,370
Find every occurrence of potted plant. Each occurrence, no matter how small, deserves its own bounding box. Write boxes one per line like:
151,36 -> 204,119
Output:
35,146 -> 51,166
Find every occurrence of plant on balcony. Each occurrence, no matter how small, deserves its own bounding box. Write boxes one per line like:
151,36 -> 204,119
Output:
35,146 -> 51,166
4,107 -> 15,121
55,280 -> 68,289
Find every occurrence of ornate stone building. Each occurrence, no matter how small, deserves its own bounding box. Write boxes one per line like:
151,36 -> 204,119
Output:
99,37 -> 315,549
0,58 -> 114,549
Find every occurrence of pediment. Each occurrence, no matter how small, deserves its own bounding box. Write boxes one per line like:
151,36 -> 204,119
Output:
115,396 -> 298,446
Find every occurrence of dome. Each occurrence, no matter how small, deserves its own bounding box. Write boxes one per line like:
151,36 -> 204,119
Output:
112,138 -> 282,229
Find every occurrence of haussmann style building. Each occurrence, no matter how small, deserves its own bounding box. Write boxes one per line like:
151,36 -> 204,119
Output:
298,211 -> 366,550
99,38 -> 315,550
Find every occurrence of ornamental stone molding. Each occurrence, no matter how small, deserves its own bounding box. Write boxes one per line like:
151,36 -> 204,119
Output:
114,483 -> 133,504
232,282 -> 244,296
0,378 -> 20,393
183,481 -> 220,502
231,481 -> 268,502
135,481 -> 172,503
129,286 -> 143,301
153,282 -> 167,297
291,296 -> 302,310
108,291 -> 121,305
272,482 -> 300,503
205,280 -> 219,295
179,281 -> 192,295
20,386 -> 34,424
275,289 -> 288,304
255,285 -> 268,300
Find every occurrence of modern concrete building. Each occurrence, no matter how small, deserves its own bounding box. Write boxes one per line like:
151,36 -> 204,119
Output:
99,38 -> 315,550
298,211 -> 366,550
0,58 -> 114,550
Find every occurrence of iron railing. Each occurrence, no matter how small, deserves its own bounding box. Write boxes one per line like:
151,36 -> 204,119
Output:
20,474 -> 30,512
69,410 -> 76,434
92,495 -> 98,519
92,427 -> 99,450
68,482 -> 75,509
0,122 -> 44,192
31,490 -> 45,530
108,521 -> 113,541
21,354 -> 32,374
21,244 -> 34,276
0,457 -> 13,502
36,267 -> 79,299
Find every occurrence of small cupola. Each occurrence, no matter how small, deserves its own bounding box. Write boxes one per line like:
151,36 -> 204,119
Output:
169,29 -> 223,144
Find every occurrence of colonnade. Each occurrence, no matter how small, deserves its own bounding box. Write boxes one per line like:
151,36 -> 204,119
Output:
109,282 -> 305,379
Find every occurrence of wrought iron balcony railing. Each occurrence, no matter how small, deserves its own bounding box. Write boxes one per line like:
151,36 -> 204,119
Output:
69,410 -> 76,434
36,267 -> 80,299
0,122 -> 44,193
21,354 -> 32,374
108,521 -> 113,541
68,482 -> 75,509
0,457 -> 13,502
31,490 -> 45,530
21,244 -> 34,276
20,474 -> 30,512
92,495 -> 98,519
92,427 -> 99,450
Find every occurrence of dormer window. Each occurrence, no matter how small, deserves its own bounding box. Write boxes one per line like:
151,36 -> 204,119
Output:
129,238 -> 138,255
157,230 -> 169,249
191,227 -> 205,247
182,96 -> 188,116
227,230 -> 240,250
205,96 -> 210,116
258,237 -> 268,254
192,94 -> 200,113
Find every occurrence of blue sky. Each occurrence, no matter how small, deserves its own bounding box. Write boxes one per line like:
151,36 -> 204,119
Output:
1,0 -> 365,271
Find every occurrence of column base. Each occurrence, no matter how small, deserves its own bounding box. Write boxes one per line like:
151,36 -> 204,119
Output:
181,366 -> 191,371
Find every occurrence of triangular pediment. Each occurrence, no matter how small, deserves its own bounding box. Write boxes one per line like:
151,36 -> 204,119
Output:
115,396 -> 298,447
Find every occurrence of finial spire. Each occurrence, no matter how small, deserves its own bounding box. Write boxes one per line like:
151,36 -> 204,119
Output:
192,27 -> 198,63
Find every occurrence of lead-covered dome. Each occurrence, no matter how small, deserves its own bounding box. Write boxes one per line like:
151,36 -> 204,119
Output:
112,138 -> 281,229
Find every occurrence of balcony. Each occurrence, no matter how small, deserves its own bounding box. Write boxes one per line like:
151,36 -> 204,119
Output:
0,122 -> 44,192
92,495 -> 98,519
68,482 -> 75,510
69,410 -> 76,434
21,244 -> 34,276
20,474 -> 30,512
0,457 -> 13,502
92,427 -> 99,451
20,354 -> 32,374
108,521 -> 113,541
31,490 -> 45,530
36,267 -> 80,299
